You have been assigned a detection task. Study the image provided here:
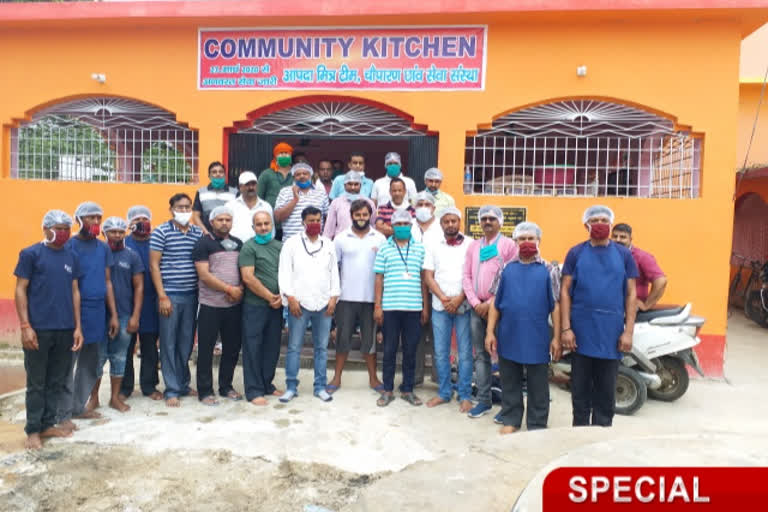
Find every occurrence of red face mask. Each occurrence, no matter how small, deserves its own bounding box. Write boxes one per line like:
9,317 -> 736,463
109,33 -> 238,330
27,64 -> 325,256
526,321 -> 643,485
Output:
589,223 -> 611,240
132,221 -> 151,236
305,222 -> 322,237
48,229 -> 71,247
108,239 -> 124,251
81,223 -> 101,238
518,241 -> 538,259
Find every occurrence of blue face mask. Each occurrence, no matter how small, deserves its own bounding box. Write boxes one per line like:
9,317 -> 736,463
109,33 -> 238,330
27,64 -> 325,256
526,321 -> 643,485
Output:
345,193 -> 361,202
211,177 -> 226,189
254,232 -> 273,245
479,244 -> 499,262
427,186 -> 439,194
393,225 -> 411,240
386,164 -> 401,178
296,180 -> 312,189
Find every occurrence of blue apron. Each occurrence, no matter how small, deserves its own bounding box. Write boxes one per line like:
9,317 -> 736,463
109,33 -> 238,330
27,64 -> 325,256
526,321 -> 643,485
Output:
81,298 -> 107,345
570,243 -> 627,360
495,262 -> 554,364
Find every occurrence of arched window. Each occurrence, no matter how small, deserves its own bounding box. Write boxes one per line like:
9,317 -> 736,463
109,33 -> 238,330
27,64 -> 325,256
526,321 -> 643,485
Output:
464,99 -> 702,198
11,97 -> 198,183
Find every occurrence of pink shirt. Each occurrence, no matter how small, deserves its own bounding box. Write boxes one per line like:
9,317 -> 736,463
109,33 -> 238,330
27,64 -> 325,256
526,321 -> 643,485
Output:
462,234 -> 518,307
323,196 -> 376,240
631,245 -> 665,301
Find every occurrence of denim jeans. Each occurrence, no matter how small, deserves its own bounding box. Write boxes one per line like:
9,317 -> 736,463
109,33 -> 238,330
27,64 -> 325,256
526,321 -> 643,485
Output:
431,309 -> 472,401
382,310 -> 421,393
24,330 -> 73,434
242,303 -> 283,400
158,293 -> 198,399
286,306 -> 332,394
571,352 -> 619,427
470,310 -> 492,406
97,317 -> 132,378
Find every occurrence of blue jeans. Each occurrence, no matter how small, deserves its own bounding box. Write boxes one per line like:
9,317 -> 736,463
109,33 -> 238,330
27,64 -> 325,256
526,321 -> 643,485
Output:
431,309 -> 472,401
286,306 -> 332,394
158,293 -> 198,399
97,317 -> 131,378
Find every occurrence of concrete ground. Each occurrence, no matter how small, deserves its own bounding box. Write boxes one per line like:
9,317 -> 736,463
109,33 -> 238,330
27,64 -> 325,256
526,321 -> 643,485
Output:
0,312 -> 766,511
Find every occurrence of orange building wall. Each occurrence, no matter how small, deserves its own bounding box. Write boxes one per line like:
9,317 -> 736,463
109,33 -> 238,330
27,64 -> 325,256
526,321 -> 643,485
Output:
0,15 -> 743,375
737,83 -> 768,169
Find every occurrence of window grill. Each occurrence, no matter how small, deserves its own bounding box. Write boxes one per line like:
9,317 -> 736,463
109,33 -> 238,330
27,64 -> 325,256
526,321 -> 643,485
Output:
11,98 -> 198,184
464,99 -> 702,198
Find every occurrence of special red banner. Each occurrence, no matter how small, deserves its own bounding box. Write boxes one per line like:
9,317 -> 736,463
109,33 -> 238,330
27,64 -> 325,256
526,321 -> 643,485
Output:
198,26 -> 486,90
542,467 -> 768,510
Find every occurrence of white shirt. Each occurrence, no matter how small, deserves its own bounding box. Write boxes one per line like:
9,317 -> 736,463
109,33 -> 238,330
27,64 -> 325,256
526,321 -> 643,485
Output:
410,218 -> 443,246
278,232 -> 340,311
225,196 -> 274,242
334,227 -> 386,303
371,175 -> 418,206
423,235 -> 473,311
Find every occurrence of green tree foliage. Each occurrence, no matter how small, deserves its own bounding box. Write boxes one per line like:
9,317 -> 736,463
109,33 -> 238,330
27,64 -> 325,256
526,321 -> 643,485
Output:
141,141 -> 193,184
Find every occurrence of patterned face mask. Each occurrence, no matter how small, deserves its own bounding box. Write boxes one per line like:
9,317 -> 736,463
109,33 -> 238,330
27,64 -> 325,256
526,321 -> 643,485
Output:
220,238 -> 239,251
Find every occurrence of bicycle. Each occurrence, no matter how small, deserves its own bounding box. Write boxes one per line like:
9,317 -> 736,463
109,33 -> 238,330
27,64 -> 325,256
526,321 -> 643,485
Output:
728,253 -> 748,309
744,261 -> 768,327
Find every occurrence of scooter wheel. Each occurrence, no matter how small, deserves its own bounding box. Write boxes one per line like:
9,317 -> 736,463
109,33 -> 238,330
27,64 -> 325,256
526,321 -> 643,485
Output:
615,366 -> 647,415
648,356 -> 689,402
744,290 -> 768,328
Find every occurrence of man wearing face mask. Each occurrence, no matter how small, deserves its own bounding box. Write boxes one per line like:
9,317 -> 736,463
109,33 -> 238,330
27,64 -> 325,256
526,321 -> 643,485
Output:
462,205 -> 518,421
59,201 -> 119,426
92,217 -> 143,414
485,222 -> 561,434
149,193 -> 203,408
327,200 -> 386,393
278,206 -> 340,403
560,205 -> 638,427
120,206 -> 162,401
329,152 -> 374,200
239,211 -> 284,406
374,178 -> 415,238
274,163 -> 329,241
192,161 -> 238,236
192,206 -> 244,406
14,210 -> 83,450
226,171 -> 274,243
370,152 -> 418,206
410,191 -> 442,246
323,171 -> 376,240
422,167 -> 455,217
258,142 -> 294,209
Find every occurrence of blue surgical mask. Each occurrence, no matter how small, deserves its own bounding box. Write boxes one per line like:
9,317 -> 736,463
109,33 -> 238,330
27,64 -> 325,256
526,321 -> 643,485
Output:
345,193 -> 361,202
296,180 -> 312,189
386,164 -> 401,178
427,186 -> 439,194
211,177 -> 226,189
393,225 -> 411,240
254,232 -> 273,245
479,244 -> 499,262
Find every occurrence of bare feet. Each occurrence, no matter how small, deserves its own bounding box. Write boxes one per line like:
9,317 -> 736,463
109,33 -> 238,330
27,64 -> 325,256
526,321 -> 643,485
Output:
186,389 -> 198,397
499,425 -> 518,435
250,397 -> 268,406
25,433 -> 42,450
165,397 -> 181,408
57,419 -> 78,431
117,393 -> 129,402
201,396 -> 219,406
40,426 -> 73,439
426,396 -> 448,408
327,378 -> 341,390
85,398 -> 100,411
148,391 -> 163,401
109,398 -> 131,412
459,400 -> 473,413
74,410 -> 102,420
271,389 -> 284,397
369,379 -> 384,390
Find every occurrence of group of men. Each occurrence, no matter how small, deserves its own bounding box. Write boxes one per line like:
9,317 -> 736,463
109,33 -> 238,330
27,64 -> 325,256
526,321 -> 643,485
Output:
15,141 -> 667,450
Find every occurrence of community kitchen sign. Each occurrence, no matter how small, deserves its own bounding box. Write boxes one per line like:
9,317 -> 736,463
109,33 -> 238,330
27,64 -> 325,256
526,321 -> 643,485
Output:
198,26 -> 487,90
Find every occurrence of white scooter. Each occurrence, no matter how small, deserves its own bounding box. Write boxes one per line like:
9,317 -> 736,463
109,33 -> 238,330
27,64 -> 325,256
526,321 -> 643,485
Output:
550,303 -> 706,415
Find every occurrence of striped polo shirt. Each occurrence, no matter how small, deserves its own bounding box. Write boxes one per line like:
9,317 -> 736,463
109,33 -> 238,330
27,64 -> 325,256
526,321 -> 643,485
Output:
373,237 -> 425,311
274,186 -> 329,240
375,201 -> 415,228
149,221 -> 203,294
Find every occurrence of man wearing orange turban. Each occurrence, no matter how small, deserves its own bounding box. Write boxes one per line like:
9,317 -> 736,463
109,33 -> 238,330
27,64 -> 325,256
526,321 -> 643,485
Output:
258,142 -> 294,239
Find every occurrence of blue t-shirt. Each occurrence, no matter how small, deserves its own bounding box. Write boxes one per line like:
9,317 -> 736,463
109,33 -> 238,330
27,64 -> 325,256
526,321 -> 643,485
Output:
14,243 -> 81,331
562,241 -> 639,359
373,238 -> 425,311
149,221 -> 203,294
66,236 -> 113,300
126,235 -> 158,334
110,247 -> 144,319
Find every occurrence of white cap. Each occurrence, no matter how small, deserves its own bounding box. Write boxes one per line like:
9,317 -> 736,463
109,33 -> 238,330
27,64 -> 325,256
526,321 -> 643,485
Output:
209,205 -> 234,222
344,171 -> 362,184
291,163 -> 314,176
127,205 -> 152,222
102,216 -> 128,233
74,201 -> 103,220
384,152 -> 401,165
512,221 -> 542,240
42,210 -> 73,229
391,209 -> 413,224
582,205 -> 615,224
413,191 -> 435,205
424,167 -> 443,180
238,171 -> 258,185
439,206 -> 462,220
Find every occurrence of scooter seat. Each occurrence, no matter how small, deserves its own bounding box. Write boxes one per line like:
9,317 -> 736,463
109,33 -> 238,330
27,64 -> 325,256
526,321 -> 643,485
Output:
636,306 -> 685,323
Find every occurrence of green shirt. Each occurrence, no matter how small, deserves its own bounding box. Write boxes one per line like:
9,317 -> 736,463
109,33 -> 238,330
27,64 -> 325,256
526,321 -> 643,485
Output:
238,238 -> 282,307
258,167 -> 293,208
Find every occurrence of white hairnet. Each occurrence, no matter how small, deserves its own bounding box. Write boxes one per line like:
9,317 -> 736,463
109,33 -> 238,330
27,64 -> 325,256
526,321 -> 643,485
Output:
582,205 -> 615,224
384,152 -> 402,165
413,191 -> 435,205
439,207 -> 462,220
344,171 -> 362,184
391,209 -> 413,224
291,162 -> 313,177
127,205 -> 152,222
512,221 -> 542,240
42,210 -> 73,229
208,205 -> 234,222
74,201 -> 103,219
424,167 -> 443,181
478,205 -> 503,223
102,216 -> 128,233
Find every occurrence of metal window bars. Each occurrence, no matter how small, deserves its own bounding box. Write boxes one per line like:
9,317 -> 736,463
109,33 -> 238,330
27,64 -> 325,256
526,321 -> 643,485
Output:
11,98 -> 198,184
464,100 -> 702,198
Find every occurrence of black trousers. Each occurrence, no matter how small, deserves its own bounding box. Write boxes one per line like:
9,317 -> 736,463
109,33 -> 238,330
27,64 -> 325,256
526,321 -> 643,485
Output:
24,330 -> 74,434
498,357 -> 550,430
196,304 -> 242,399
242,303 -> 283,400
571,352 -> 619,427
121,332 -> 160,397
382,311 -> 421,393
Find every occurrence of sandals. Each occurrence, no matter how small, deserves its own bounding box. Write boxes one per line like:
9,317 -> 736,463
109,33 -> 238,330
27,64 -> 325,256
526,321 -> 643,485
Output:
201,396 -> 219,406
401,392 -> 423,407
376,393 -> 395,407
225,390 -> 243,401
